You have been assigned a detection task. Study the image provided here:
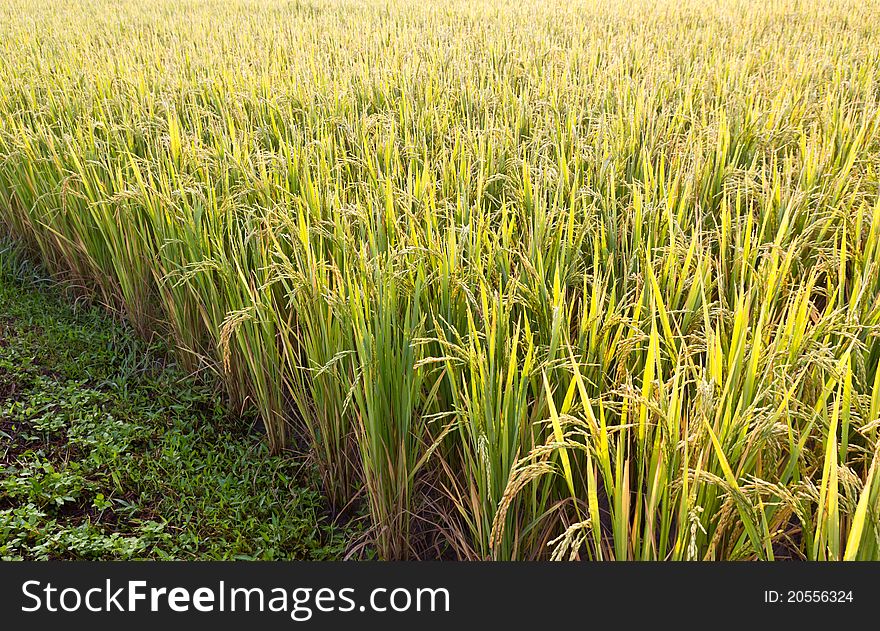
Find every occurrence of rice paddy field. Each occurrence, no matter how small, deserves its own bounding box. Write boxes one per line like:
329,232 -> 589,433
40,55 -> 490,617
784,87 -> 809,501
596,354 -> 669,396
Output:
1,0 -> 880,560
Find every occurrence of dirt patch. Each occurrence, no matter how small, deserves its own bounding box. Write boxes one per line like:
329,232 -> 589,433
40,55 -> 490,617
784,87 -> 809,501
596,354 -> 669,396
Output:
0,366 -> 19,401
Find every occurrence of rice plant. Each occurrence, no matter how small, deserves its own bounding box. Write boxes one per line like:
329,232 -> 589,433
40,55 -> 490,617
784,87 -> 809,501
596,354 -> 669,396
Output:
1,0 -> 879,559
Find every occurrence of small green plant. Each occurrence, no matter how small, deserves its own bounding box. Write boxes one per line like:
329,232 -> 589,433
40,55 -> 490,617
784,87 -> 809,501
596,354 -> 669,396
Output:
0,270 -> 361,560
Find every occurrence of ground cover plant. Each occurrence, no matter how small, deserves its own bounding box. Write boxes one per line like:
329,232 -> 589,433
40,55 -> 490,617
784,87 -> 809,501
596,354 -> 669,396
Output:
0,244 -> 358,560
1,0 -> 880,560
